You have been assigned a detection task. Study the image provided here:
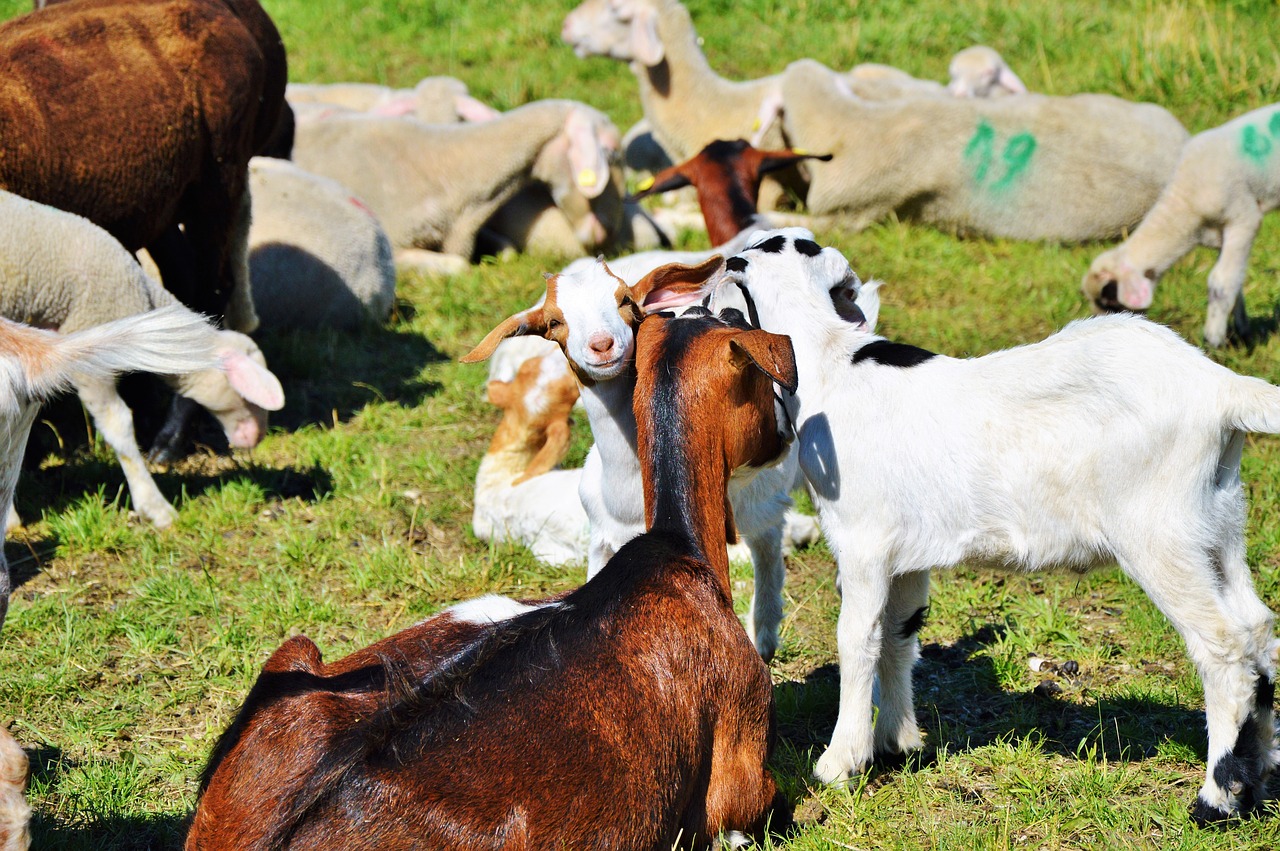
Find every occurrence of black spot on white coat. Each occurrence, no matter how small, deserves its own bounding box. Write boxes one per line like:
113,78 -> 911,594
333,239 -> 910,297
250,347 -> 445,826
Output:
726,256 -> 749,273
852,340 -> 937,368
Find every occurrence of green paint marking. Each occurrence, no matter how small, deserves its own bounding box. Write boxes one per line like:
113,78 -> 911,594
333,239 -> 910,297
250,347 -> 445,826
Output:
965,120 -> 1037,191
964,120 -> 996,184
993,132 -> 1037,190
1269,110 -> 1280,139
1242,125 -> 1272,163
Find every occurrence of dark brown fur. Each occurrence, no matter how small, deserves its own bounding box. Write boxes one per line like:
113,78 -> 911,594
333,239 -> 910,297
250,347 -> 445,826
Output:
187,298 -> 796,851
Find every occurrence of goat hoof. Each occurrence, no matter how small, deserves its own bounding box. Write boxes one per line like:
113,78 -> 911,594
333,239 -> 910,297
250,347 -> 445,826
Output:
813,748 -> 861,785
1189,797 -> 1238,828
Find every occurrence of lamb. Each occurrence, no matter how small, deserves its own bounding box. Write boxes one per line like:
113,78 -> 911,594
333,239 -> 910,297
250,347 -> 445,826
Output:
473,347 -> 591,566
1082,102 -> 1280,347
0,191 -> 285,530
291,101 -> 623,264
686,227 -> 1279,825
185,308 -> 796,850
779,58 -> 1188,241
947,46 -> 1027,98
245,157 -> 397,330
286,76 -> 501,124
629,138 -> 831,245
463,257 -> 807,661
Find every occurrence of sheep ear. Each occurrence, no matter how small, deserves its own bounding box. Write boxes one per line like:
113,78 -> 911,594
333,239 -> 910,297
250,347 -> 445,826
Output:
729,329 -> 798,395
565,108 -> 609,200
626,166 -> 691,202
460,307 -> 548,363
632,255 -> 725,312
218,347 -> 286,411
486,379 -> 513,407
997,64 -> 1027,94
628,5 -> 664,66
455,94 -> 501,123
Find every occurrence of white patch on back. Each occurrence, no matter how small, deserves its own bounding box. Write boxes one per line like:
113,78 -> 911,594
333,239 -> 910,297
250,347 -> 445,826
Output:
445,594 -> 554,625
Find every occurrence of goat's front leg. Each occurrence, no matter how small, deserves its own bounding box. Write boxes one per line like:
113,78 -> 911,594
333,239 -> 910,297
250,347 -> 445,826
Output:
744,524 -> 785,663
874,570 -> 930,760
815,542 -> 889,783
1203,210 -> 1262,347
76,378 -> 178,528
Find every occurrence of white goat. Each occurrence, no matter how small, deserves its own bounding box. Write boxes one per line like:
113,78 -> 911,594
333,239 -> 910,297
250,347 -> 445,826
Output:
462,257 -> 798,660
691,227 -> 1279,825
1083,103 -> 1280,347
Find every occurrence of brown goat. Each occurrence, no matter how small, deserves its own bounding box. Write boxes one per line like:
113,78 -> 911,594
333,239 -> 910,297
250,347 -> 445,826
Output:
0,0 -> 287,324
629,138 -> 831,245
186,304 -> 796,850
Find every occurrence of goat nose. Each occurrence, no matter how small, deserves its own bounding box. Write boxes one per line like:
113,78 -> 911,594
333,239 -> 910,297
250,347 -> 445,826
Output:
588,334 -> 615,355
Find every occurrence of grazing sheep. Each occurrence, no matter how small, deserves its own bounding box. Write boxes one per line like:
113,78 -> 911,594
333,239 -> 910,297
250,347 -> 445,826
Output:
286,77 -> 501,125
292,101 -> 623,263
0,307 -> 221,626
185,310 -> 796,850
246,158 -> 397,330
779,59 -> 1187,241
948,46 -> 1027,98
0,726 -> 28,851
1082,103 -> 1280,347
473,348 -> 591,566
688,227 -> 1279,825
0,191 -> 284,529
1,0 -> 287,329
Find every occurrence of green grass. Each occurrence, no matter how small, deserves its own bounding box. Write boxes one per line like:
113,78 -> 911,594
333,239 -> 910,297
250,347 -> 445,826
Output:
3,0 -> 1280,848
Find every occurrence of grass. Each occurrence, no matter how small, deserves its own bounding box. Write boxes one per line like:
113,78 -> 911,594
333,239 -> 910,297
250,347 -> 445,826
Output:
2,0 -> 1280,848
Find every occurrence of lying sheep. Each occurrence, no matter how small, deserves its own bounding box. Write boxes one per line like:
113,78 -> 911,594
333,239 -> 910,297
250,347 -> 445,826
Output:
286,76 -> 500,124
246,157 -> 396,330
1082,102 -> 1280,347
847,47 -> 1026,100
292,101 -> 623,265
691,227 -> 1279,825
780,58 -> 1188,241
0,191 -> 284,529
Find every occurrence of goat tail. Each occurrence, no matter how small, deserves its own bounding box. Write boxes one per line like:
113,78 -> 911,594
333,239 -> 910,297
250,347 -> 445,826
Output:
1224,374 -> 1280,434
18,307 -> 217,400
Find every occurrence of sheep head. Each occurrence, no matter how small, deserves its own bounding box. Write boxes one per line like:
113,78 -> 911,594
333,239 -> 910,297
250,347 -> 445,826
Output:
1082,249 -> 1157,314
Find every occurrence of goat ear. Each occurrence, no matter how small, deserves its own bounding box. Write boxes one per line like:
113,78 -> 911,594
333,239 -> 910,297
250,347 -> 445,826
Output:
628,5 -> 664,66
632,255 -> 725,312
460,307 -> 548,363
758,149 -> 833,177
218,347 -> 286,411
565,108 -> 609,200
729,329 -> 798,394
626,167 -> 691,202
486,379 -> 513,407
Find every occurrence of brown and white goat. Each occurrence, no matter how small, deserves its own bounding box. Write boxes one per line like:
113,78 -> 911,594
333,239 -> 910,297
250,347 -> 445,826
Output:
185,308 -> 797,850
629,138 -> 831,245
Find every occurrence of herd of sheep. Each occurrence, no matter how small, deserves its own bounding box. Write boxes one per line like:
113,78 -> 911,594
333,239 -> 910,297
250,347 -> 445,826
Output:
0,0 -> 1278,847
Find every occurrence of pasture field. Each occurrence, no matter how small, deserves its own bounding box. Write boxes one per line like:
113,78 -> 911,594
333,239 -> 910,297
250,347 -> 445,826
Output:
3,0 -> 1280,847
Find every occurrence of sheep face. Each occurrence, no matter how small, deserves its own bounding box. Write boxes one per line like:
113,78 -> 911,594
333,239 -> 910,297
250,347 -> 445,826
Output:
175,331 -> 284,449
534,106 -> 625,251
561,0 -> 632,60
1082,249 -> 1157,314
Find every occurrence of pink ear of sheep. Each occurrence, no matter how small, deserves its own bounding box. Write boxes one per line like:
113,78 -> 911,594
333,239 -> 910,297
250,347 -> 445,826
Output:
626,3 -> 664,66
218,348 -> 285,411
997,64 -> 1028,94
455,94 -> 501,123
565,108 -> 610,200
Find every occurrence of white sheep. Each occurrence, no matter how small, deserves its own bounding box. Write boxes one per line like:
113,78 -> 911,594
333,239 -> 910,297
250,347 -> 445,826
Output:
286,76 -> 500,124
780,58 -> 1187,241
0,191 -> 285,529
1082,102 -> 1280,347
246,157 -> 397,330
291,101 -> 623,266
947,46 -> 1027,98
695,227 -> 1279,825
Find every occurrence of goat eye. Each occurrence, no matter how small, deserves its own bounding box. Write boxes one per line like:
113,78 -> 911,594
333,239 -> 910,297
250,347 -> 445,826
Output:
547,319 -> 562,331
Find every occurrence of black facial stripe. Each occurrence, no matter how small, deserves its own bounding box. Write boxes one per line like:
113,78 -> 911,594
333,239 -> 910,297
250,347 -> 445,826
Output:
726,256 -> 749,272
749,235 -> 787,253
794,238 -> 821,257
852,340 -> 937,368
734,281 -> 761,329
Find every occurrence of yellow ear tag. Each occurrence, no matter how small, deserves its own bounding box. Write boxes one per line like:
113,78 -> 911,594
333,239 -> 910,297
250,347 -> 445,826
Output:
752,118 -> 762,130
792,148 -> 810,155
577,168 -> 598,187
636,176 -> 655,191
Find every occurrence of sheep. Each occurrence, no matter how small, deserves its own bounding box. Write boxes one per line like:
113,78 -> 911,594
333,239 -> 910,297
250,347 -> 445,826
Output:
1082,103 -> 1280,348
245,157 -> 397,331
779,58 -> 1188,241
286,76 -> 501,124
0,726 -> 28,851
629,138 -> 831,245
462,256 -> 804,661
185,308 -> 796,850
0,190 -> 285,530
1,0 -> 287,330
683,226 -> 1279,825
291,101 -> 623,264
0,307 -> 222,627
473,347 -> 591,566
948,46 -> 1028,98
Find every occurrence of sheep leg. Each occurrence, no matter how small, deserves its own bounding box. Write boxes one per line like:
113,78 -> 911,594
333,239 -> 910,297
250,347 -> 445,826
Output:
873,570 -> 929,759
75,377 -> 178,528
1121,546 -> 1272,823
1203,211 -> 1261,347
744,524 -> 785,663
815,543 -> 889,783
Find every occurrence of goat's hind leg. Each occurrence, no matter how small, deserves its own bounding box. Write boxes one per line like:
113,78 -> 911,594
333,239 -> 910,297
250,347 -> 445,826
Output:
874,570 -> 930,762
744,524 -> 785,663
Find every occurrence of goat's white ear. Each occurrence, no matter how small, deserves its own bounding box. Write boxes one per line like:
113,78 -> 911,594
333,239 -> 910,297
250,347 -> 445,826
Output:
461,307 -> 548,363
218,348 -> 285,411
633,255 -> 725,312
729,329 -> 798,394
628,5 -> 664,66
853,280 -> 881,330
565,108 -> 609,199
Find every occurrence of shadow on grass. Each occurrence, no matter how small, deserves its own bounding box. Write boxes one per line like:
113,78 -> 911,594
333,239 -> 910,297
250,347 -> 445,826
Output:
775,621 -> 1210,774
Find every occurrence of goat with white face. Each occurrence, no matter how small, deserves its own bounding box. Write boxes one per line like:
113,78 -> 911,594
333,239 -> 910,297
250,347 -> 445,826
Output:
462,256 -> 796,661
680,227 -> 1280,825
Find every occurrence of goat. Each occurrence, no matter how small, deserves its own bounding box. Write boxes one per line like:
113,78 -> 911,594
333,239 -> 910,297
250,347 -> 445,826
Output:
185,307 -> 797,849
462,256 -> 799,661
0,725 -> 28,851
679,227 -> 1280,825
628,138 -> 831,245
